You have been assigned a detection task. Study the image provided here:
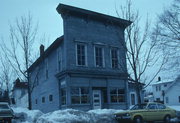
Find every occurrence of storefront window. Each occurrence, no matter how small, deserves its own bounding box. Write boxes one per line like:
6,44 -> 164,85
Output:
110,88 -> 125,103
71,87 -> 89,104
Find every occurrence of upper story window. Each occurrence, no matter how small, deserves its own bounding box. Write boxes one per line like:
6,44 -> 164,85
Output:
95,46 -> 104,67
76,44 -> 86,66
45,59 -> 48,79
111,48 -> 118,68
57,48 -> 62,72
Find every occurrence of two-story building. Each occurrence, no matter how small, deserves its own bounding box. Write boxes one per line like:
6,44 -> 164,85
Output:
28,4 -> 132,113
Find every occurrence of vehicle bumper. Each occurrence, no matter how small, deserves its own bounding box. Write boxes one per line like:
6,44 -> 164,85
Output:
114,115 -> 132,122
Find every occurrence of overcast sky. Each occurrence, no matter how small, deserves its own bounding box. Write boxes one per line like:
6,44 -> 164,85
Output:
0,0 -> 173,47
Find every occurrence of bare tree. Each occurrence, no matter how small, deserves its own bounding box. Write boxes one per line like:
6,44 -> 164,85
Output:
0,53 -> 14,103
1,13 -> 38,109
152,0 -> 180,73
116,0 -> 167,104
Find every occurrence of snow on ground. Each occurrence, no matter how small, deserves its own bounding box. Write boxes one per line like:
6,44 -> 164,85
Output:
12,107 -> 122,123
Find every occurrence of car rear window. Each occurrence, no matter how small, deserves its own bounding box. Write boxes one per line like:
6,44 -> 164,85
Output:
0,104 -> 9,109
157,104 -> 166,109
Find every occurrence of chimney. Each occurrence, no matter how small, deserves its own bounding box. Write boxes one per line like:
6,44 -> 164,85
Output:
40,44 -> 44,56
158,76 -> 161,82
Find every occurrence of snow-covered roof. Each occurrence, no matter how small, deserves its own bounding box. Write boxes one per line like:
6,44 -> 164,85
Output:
151,79 -> 173,86
165,75 -> 180,93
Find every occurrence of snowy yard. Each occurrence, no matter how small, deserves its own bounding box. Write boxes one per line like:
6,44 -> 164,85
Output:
12,107 -> 123,123
12,106 -> 180,123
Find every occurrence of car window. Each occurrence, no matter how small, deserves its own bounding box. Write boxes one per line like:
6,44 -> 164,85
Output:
0,104 -> 9,109
131,104 -> 147,110
157,104 -> 166,109
147,104 -> 157,109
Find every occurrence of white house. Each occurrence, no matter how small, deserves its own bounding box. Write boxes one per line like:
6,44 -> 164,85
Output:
164,76 -> 180,106
152,77 -> 173,103
11,78 -> 28,108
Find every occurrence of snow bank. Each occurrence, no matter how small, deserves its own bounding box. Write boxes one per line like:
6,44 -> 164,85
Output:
12,107 -> 43,123
37,109 -> 122,123
12,107 -> 123,123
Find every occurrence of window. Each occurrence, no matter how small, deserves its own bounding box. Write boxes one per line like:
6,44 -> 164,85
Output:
76,44 -> 86,66
179,96 -> 180,103
157,104 -> 166,109
42,97 -> 45,103
61,89 -> 66,105
35,99 -> 38,104
111,48 -> 118,68
95,46 -> 103,67
71,87 -> 89,104
156,86 -> 158,91
148,104 -> 157,109
57,48 -> 62,72
110,88 -> 125,103
49,95 -> 53,102
45,59 -> 48,79
164,84 -> 167,87
166,97 -> 169,103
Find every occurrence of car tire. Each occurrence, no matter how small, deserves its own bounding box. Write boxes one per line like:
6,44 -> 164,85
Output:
133,116 -> 143,123
164,115 -> 171,123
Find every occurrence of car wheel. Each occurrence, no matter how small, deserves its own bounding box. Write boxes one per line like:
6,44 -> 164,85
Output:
133,116 -> 143,123
164,115 -> 171,123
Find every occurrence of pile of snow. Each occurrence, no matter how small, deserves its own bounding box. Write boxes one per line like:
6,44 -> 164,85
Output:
37,109 -> 122,123
12,107 -> 43,123
12,107 -> 123,123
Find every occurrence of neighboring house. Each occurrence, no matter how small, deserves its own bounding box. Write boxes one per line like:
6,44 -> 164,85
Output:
28,4 -> 132,113
128,80 -> 145,106
11,78 -> 28,108
164,76 -> 180,106
152,77 -> 173,103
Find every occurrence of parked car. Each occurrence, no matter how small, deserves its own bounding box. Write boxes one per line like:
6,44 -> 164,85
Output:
0,102 -> 14,123
114,102 -> 176,123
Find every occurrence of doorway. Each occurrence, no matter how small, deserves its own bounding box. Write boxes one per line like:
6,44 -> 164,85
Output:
92,90 -> 101,109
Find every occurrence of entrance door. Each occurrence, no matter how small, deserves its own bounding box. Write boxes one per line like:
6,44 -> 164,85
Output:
130,92 -> 136,106
93,90 -> 101,109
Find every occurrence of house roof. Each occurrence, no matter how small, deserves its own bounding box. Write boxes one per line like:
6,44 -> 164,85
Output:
56,4 -> 132,28
165,75 -> 180,93
28,36 -> 64,72
151,79 -> 173,86
13,78 -> 28,90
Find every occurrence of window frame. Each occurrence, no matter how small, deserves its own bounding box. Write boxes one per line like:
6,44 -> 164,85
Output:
57,48 -> 62,72
71,87 -> 89,104
110,88 -> 125,103
76,43 -> 87,66
49,94 -> 53,102
94,45 -> 104,68
110,48 -> 119,69
42,97 -> 45,103
45,58 -> 49,80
